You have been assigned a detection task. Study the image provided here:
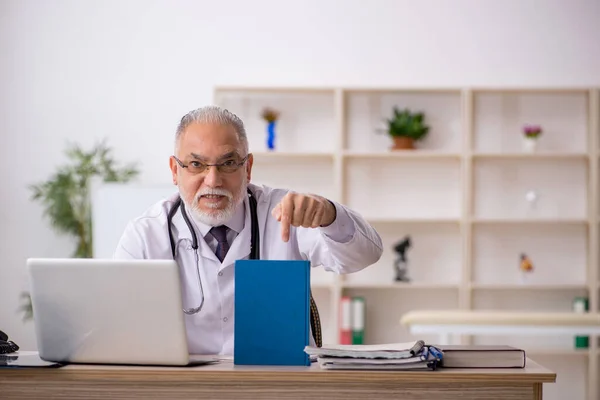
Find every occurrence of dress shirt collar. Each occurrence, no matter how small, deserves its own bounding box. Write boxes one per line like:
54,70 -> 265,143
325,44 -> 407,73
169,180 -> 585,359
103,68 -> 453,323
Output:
187,199 -> 245,239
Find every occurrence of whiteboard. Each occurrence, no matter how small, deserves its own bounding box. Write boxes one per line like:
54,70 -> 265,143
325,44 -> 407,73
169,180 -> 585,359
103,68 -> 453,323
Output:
91,182 -> 177,258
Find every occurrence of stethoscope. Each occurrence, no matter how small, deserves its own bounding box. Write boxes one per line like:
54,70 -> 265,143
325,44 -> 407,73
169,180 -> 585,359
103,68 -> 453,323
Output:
167,188 -> 260,315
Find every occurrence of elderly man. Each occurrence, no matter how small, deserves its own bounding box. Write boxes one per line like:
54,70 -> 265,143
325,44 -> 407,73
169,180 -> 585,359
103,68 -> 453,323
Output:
114,106 -> 382,355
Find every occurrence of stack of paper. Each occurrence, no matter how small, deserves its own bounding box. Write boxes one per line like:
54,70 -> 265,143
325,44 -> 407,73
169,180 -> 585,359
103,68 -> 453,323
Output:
304,340 -> 443,370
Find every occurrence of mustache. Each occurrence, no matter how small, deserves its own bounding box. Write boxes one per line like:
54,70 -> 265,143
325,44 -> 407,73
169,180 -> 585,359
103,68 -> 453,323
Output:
196,187 -> 233,200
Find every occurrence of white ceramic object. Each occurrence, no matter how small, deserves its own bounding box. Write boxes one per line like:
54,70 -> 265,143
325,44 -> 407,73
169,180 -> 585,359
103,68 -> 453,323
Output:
523,137 -> 537,153
525,190 -> 538,207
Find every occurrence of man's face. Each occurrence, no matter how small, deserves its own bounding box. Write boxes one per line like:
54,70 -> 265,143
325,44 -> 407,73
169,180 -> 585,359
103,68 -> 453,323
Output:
169,122 -> 253,226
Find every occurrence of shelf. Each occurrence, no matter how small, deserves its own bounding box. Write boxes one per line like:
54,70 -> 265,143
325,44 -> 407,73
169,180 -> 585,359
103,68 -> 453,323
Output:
473,152 -> 589,160
366,217 -> 460,224
343,150 -> 461,160
213,86 -> 600,400
470,283 -> 588,291
341,282 -> 460,290
472,218 -> 588,224
251,151 -> 335,159
471,87 -> 591,94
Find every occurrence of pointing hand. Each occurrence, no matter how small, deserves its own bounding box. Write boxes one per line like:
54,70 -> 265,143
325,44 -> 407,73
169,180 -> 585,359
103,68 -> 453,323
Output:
271,192 -> 336,242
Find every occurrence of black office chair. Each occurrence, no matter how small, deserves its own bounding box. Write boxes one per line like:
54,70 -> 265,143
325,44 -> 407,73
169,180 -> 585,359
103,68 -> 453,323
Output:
309,292 -> 322,347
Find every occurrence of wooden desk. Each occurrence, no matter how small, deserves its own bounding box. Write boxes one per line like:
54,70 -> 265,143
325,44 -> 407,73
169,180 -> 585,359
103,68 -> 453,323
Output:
0,357 -> 555,400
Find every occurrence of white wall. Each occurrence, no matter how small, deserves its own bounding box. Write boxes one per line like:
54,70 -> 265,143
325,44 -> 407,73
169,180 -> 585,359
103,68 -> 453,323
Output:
1,0 -> 600,350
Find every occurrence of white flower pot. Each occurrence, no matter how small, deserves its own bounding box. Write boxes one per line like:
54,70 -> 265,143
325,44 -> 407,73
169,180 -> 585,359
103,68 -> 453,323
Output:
522,137 -> 537,153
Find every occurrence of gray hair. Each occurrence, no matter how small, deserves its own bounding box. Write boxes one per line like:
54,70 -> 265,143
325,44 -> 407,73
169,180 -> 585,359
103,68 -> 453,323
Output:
175,106 -> 249,155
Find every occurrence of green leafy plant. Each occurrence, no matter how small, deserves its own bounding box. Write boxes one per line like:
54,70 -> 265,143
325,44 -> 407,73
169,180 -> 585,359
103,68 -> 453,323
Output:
20,139 -> 139,320
385,107 -> 430,140
19,292 -> 34,321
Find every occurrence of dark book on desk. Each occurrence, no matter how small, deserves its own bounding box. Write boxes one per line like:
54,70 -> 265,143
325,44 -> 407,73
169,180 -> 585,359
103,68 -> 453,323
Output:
234,259 -> 311,366
436,345 -> 526,368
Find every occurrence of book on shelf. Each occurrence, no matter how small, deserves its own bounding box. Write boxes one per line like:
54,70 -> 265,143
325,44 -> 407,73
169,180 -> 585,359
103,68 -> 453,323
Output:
351,297 -> 365,344
339,296 -> 365,345
339,296 -> 351,344
304,342 -> 527,370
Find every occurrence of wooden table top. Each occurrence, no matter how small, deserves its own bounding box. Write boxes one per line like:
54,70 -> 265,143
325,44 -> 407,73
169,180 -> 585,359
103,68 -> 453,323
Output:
1,357 -> 556,385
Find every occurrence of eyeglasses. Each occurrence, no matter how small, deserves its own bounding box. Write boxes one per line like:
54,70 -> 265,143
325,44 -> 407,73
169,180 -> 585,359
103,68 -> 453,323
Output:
173,154 -> 250,174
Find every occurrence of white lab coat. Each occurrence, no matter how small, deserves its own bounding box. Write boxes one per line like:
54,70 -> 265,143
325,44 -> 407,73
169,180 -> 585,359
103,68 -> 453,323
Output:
113,183 -> 383,355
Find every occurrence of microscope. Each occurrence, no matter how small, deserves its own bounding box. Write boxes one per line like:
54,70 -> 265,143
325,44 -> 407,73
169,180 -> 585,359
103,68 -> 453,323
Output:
393,236 -> 412,282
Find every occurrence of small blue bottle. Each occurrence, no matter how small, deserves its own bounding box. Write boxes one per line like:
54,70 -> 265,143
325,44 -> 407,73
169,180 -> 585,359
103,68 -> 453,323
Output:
266,121 -> 276,150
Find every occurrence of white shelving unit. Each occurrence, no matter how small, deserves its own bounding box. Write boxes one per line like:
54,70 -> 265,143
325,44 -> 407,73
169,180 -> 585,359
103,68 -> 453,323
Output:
214,86 -> 600,400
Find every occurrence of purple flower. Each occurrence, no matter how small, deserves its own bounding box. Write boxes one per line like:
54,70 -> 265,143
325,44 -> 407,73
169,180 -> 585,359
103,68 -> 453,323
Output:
523,124 -> 542,138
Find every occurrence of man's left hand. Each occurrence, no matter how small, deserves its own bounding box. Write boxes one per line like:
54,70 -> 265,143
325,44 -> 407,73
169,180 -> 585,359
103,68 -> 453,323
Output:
271,192 -> 336,242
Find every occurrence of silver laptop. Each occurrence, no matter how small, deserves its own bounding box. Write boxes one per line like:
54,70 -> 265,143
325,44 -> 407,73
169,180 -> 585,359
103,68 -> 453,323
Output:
27,258 -> 217,366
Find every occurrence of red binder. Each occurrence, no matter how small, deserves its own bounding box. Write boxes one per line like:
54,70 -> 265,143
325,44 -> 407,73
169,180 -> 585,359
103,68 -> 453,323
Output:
339,296 -> 352,344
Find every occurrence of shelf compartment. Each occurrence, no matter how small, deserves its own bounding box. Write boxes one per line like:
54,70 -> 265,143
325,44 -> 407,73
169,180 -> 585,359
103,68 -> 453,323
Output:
345,158 -> 461,220
473,158 -> 588,220
342,288 -> 459,345
472,223 -> 588,286
215,89 -> 337,153
344,90 -> 463,153
251,156 -> 336,201
473,90 -> 589,153
342,221 -> 462,287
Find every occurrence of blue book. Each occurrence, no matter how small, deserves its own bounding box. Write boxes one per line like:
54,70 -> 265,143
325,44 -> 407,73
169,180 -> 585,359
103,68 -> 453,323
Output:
233,259 -> 311,366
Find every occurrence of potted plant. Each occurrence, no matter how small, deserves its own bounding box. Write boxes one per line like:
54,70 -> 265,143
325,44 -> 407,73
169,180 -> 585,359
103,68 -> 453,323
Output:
19,140 -> 139,320
522,124 -> 542,153
384,107 -> 430,150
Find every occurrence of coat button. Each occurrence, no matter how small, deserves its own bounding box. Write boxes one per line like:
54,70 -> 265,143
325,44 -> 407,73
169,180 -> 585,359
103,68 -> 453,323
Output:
218,272 -> 223,276
223,317 -> 228,322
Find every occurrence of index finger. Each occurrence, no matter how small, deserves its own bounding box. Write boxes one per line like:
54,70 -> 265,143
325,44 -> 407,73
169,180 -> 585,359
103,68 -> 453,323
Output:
280,194 -> 294,242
